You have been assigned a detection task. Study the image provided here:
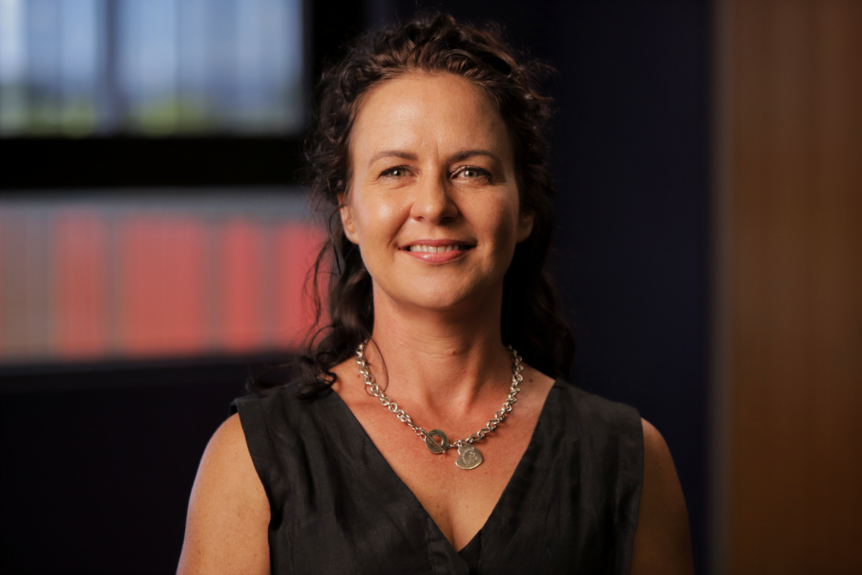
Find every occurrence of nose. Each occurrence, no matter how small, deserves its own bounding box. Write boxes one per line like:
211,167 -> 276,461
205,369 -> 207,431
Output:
409,173 -> 459,225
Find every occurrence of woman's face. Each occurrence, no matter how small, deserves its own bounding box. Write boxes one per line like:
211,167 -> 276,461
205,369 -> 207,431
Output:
341,72 -> 533,314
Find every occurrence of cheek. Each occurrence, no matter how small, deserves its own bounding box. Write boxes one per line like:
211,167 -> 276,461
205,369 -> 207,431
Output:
374,202 -> 396,223
351,192 -> 402,246
483,197 -> 523,243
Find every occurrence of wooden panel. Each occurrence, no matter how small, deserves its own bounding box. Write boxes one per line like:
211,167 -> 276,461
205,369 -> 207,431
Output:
808,2 -> 862,568
726,1 -> 862,573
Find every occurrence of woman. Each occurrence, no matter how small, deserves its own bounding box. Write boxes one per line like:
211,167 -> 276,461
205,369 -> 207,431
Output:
178,12 -> 693,574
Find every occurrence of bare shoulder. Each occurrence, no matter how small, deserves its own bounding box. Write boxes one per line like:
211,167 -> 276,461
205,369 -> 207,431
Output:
630,418 -> 694,575
177,413 -> 270,575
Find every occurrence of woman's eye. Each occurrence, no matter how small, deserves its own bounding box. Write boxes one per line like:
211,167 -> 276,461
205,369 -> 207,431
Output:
381,166 -> 408,178
456,167 -> 490,180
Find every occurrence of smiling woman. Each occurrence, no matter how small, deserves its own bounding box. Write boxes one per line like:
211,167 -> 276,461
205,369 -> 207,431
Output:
178,11 -> 693,575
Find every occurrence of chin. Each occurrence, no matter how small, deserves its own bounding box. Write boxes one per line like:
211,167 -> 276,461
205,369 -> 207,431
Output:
402,291 -> 469,311
398,281 -> 500,313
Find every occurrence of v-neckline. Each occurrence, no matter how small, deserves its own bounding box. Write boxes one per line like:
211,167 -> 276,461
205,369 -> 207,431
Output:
325,379 -> 561,558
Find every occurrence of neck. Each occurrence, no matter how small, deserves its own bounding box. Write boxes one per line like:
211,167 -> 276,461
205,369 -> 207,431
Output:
364,286 -> 513,414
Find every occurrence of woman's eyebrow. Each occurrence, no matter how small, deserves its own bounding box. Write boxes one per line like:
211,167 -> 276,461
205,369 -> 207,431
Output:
366,149 -> 503,168
449,149 -> 503,164
367,150 -> 418,167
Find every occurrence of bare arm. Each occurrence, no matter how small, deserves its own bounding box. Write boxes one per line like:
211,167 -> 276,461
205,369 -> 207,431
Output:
630,418 -> 694,575
177,413 -> 270,575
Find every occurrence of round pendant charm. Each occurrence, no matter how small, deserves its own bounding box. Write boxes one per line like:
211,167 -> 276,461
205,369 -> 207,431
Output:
424,429 -> 449,454
455,444 -> 483,470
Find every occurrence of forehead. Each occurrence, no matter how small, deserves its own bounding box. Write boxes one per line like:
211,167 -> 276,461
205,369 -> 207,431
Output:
349,72 -> 512,161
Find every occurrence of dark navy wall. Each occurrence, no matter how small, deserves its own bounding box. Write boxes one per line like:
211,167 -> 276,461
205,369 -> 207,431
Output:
0,361 -> 257,573
385,1 -> 713,570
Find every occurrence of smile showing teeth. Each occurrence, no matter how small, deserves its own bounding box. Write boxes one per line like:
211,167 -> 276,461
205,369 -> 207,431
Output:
407,244 -> 469,253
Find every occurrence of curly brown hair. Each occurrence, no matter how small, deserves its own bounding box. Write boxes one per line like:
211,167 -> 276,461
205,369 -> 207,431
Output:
255,11 -> 575,397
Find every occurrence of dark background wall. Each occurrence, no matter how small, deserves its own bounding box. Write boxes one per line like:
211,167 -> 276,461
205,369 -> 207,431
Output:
0,1 -> 713,572
1,359 -> 258,573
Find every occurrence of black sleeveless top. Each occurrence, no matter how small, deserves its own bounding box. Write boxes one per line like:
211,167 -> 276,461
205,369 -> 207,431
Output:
232,380 -> 643,574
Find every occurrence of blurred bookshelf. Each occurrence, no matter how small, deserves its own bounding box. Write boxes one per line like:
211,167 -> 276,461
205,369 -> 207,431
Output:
0,0 -> 366,380
0,189 -> 324,369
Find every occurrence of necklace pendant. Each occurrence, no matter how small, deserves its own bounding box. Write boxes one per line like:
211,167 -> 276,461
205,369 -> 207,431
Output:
455,444 -> 483,470
424,429 -> 449,454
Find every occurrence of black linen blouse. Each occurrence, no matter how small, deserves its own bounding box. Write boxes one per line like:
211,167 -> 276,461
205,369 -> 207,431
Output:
232,380 -> 643,574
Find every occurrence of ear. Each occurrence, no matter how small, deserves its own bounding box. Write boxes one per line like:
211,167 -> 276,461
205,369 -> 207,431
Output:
338,192 -> 359,244
516,210 -> 534,243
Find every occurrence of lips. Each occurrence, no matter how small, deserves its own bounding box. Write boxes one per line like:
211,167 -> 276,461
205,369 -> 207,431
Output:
400,239 -> 475,263
406,244 -> 471,253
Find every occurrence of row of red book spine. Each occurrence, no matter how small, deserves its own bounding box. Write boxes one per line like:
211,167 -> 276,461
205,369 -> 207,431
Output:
0,211 -> 325,362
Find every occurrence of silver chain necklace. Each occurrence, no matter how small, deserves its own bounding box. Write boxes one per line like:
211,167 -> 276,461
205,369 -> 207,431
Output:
354,341 -> 524,470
